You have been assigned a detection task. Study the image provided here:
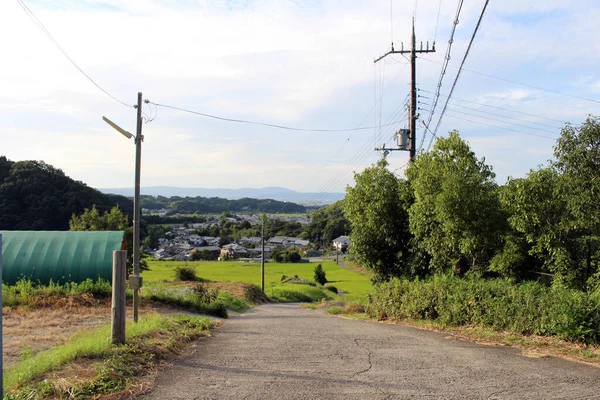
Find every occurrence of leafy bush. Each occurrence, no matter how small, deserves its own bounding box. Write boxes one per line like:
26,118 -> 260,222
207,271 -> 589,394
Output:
367,275 -> 600,343
314,264 -> 327,285
325,285 -> 338,294
327,306 -> 344,315
174,265 -> 198,281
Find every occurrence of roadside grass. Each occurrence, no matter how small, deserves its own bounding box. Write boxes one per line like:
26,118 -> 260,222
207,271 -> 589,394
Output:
268,283 -> 333,303
3,279 -> 112,308
144,260 -> 372,300
4,314 -> 214,399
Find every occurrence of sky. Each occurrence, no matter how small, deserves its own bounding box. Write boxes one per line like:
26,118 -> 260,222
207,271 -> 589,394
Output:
1,0 -> 599,195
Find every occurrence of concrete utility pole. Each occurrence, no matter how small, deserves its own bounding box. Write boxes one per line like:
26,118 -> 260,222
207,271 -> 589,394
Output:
102,91 -> 144,324
374,18 -> 435,163
261,215 -> 265,292
132,92 -> 143,323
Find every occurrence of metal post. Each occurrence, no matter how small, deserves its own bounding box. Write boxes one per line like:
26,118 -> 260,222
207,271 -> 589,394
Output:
0,234 -> 3,398
132,92 -> 143,323
409,18 -> 417,163
111,250 -> 127,344
261,216 -> 265,291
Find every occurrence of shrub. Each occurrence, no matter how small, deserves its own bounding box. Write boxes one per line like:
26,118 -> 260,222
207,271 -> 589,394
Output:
327,306 -> 344,315
314,264 -> 327,285
325,285 -> 338,294
366,275 -> 600,343
174,265 -> 198,281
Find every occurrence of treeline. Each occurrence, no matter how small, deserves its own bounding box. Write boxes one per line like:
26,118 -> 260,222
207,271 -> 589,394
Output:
345,116 -> 600,291
0,157 -> 132,230
140,195 -> 307,214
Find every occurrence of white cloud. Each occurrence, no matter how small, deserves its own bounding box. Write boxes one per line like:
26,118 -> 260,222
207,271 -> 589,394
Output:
1,0 -> 599,192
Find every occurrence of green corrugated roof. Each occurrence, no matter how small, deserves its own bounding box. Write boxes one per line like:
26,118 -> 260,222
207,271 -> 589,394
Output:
0,231 -> 125,285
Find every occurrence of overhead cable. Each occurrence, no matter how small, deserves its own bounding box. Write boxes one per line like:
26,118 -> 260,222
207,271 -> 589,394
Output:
418,0 -> 464,153
16,0 -> 133,108
428,0 -> 490,150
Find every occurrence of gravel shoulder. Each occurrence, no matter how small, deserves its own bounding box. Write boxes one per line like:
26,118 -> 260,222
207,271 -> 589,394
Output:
138,303 -> 599,399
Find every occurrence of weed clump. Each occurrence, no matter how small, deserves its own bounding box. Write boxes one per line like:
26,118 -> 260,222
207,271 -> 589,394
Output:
327,306 -> 344,315
174,265 -> 199,281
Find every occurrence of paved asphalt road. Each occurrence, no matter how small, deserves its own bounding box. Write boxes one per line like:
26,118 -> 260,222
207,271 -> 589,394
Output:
139,304 -> 599,400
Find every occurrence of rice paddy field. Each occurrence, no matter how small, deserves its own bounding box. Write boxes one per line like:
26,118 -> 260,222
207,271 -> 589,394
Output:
144,259 -> 372,299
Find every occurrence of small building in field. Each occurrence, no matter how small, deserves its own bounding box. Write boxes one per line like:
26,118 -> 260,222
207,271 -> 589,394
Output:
0,230 -> 126,285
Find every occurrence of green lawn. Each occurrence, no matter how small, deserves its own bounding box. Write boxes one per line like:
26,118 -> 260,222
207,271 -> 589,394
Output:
144,260 -> 372,298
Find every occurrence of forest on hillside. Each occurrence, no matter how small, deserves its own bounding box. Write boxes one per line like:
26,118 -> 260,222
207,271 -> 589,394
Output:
0,157 -> 132,231
139,194 -> 307,214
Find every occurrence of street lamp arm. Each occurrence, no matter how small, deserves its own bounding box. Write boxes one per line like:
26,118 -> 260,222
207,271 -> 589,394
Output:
102,116 -> 133,139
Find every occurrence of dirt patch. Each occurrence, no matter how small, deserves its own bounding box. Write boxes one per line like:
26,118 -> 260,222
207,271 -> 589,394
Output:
2,300 -> 205,368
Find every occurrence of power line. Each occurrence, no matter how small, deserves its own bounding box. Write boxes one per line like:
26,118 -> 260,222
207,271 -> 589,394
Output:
442,107 -> 560,135
446,102 -> 563,131
419,89 -> 568,124
418,0 -> 464,153
420,57 -> 600,106
148,101 -> 408,133
433,0 -> 443,42
16,0 -> 133,109
428,0 -> 490,150
443,113 -> 557,140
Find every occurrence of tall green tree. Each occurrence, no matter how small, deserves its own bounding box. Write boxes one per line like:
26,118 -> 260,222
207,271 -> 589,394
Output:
344,159 -> 411,282
69,205 -> 129,231
407,131 -> 504,274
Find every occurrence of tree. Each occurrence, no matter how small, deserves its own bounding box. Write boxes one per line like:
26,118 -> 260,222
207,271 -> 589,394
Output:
553,116 -> 600,233
0,158 -> 131,230
284,248 -> 301,263
496,168 -> 578,284
406,131 -> 504,275
314,264 -> 327,285
344,159 -> 411,282
69,205 -> 129,231
270,245 -> 285,262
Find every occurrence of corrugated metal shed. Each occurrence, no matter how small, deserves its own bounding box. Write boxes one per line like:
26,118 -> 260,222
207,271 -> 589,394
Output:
0,231 -> 126,285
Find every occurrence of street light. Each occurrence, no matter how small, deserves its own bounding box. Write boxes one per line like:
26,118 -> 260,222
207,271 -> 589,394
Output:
102,92 -> 144,323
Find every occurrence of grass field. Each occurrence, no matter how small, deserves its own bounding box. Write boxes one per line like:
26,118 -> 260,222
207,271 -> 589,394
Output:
144,260 -> 372,299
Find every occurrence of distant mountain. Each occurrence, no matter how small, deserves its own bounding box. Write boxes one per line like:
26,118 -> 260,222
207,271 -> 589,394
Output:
99,186 -> 345,205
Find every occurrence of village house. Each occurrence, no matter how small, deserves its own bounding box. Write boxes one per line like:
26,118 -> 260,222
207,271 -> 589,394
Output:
333,236 -> 350,253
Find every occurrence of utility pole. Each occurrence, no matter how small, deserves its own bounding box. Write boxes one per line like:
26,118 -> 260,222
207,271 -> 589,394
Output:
374,18 -> 435,163
102,92 -> 144,324
132,92 -> 143,323
261,215 -> 265,292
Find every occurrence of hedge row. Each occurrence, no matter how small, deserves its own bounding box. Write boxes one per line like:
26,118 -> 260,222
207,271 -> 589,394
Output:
366,275 -> 600,343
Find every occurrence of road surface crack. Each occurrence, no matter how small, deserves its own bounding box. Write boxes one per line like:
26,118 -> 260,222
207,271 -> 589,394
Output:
351,338 -> 373,377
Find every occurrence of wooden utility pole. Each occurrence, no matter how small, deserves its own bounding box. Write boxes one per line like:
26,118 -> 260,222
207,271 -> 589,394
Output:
112,250 -> 127,344
374,18 -> 435,163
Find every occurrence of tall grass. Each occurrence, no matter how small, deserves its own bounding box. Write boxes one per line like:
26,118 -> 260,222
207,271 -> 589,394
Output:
367,275 -> 600,343
3,279 -> 112,307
